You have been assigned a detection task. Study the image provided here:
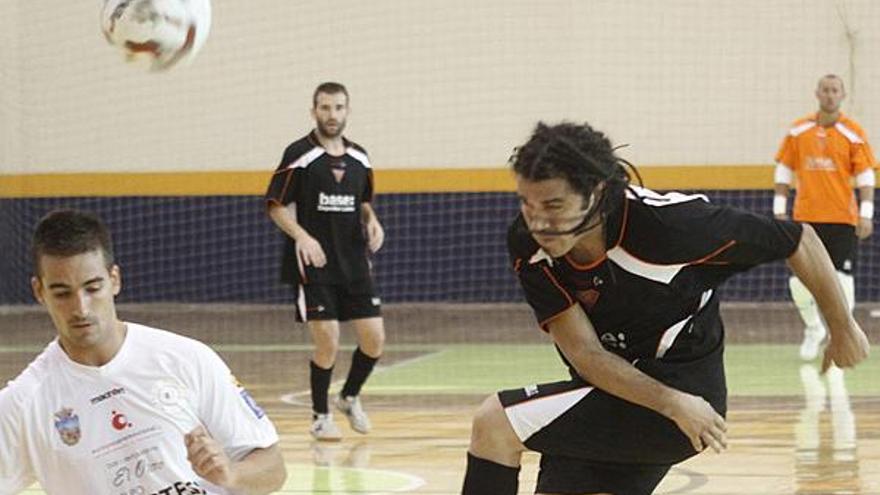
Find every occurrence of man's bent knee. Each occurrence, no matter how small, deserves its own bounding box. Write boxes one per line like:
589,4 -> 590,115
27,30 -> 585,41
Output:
470,394 -> 524,460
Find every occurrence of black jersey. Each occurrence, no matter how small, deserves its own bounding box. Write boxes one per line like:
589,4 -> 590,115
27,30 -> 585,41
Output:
509,186 -> 803,364
266,131 -> 374,285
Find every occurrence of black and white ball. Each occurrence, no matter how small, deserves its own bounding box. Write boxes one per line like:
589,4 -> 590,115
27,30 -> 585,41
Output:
101,0 -> 211,71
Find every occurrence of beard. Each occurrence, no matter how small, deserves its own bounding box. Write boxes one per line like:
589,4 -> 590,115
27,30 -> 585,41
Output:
317,119 -> 346,138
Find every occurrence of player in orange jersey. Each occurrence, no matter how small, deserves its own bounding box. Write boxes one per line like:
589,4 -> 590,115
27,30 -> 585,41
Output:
774,74 -> 876,361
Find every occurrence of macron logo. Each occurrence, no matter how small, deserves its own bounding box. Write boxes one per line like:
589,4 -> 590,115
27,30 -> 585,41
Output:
317,192 -> 356,212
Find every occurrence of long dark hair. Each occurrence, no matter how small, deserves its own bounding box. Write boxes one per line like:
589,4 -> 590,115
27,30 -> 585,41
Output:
510,121 -> 641,235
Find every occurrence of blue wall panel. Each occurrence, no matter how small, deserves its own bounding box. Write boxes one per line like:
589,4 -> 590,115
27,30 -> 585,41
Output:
2,191 -> 877,304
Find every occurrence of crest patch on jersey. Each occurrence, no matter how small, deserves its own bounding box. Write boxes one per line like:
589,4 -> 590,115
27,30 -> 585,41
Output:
54,407 -> 81,446
575,289 -> 600,310
240,390 -> 266,419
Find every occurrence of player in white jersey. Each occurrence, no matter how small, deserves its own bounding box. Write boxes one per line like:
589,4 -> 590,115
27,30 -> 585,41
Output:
0,209 -> 287,495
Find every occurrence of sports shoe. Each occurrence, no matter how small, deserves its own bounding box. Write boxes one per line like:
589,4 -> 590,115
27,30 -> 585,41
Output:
310,413 -> 342,441
336,395 -> 371,434
799,324 -> 827,361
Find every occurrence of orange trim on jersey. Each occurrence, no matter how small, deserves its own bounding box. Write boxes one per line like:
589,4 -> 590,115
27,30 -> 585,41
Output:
541,265 -> 574,305
564,253 -> 606,271
535,266 -> 576,332
277,169 -> 295,205
691,240 -> 736,265
609,239 -> 736,269
562,199 -> 629,271
538,302 -> 576,334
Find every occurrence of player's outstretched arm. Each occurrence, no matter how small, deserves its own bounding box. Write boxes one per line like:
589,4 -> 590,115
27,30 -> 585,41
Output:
787,224 -> 870,371
185,426 -> 286,494
547,306 -> 727,453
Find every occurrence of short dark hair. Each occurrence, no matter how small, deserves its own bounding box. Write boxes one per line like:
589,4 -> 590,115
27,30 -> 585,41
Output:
511,122 -> 637,234
32,209 -> 115,275
312,82 -> 349,108
818,74 -> 845,92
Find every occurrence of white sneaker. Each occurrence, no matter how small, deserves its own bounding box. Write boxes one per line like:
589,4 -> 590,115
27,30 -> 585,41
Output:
310,413 -> 342,441
799,325 -> 827,361
336,395 -> 371,434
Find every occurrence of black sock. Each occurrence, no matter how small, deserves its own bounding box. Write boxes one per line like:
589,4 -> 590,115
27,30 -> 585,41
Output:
341,347 -> 379,398
461,452 -> 520,495
310,360 -> 333,415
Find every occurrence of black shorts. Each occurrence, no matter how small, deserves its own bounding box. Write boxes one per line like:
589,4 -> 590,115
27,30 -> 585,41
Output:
294,280 -> 381,322
809,223 -> 857,274
498,339 -> 726,495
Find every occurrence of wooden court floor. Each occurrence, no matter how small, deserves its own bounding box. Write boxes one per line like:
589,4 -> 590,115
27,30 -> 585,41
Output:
2,303 -> 879,494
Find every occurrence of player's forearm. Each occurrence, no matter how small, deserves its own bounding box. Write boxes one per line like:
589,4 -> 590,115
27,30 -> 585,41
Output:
575,347 -> 684,418
772,184 -> 790,218
361,202 -> 378,224
268,204 -> 310,242
774,183 -> 790,197
226,444 -> 287,495
858,186 -> 874,206
787,224 -> 851,332
549,309 -> 685,421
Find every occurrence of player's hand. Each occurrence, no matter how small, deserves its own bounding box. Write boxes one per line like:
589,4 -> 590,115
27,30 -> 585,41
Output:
365,219 -> 385,253
185,426 -> 237,487
822,318 -> 870,373
856,217 -> 873,240
295,233 -> 326,267
668,392 -> 727,454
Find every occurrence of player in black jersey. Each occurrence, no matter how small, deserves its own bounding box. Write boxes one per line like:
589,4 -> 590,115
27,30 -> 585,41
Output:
266,82 -> 385,441
461,122 -> 869,495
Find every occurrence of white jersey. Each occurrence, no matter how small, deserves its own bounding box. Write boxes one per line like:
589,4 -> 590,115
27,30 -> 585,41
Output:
0,323 -> 279,495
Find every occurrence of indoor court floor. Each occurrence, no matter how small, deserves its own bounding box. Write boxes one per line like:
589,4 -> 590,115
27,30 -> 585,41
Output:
2,302 -> 879,494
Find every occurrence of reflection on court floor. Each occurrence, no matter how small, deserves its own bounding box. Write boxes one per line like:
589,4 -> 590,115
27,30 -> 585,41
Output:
795,364 -> 859,494
4,303 -> 880,494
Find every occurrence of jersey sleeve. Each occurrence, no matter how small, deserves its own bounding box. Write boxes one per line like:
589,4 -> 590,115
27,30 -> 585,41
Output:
0,388 -> 36,494
265,149 -> 303,207
852,134 -> 877,175
774,132 -> 797,170
653,198 -> 803,268
508,219 -> 576,330
193,344 -> 279,461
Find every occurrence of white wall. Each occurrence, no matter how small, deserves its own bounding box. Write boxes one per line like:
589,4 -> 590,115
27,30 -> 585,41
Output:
0,0 -> 877,173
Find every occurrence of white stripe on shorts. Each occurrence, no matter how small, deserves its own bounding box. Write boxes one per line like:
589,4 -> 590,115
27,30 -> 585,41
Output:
504,386 -> 594,442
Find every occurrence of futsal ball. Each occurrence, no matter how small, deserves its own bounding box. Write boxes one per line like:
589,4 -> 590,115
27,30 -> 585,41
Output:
101,0 -> 211,71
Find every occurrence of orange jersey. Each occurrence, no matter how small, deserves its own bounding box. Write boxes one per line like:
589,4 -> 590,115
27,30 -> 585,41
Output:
775,113 -> 876,225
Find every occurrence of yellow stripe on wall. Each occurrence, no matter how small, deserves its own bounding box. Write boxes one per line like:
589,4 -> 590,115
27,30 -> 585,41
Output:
0,165 -> 773,198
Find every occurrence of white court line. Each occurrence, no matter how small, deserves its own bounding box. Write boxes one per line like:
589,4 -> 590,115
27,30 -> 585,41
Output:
279,349 -> 447,406
295,464 -> 427,494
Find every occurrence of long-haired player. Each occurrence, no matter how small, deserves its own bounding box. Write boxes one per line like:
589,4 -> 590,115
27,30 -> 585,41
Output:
461,122 -> 869,495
